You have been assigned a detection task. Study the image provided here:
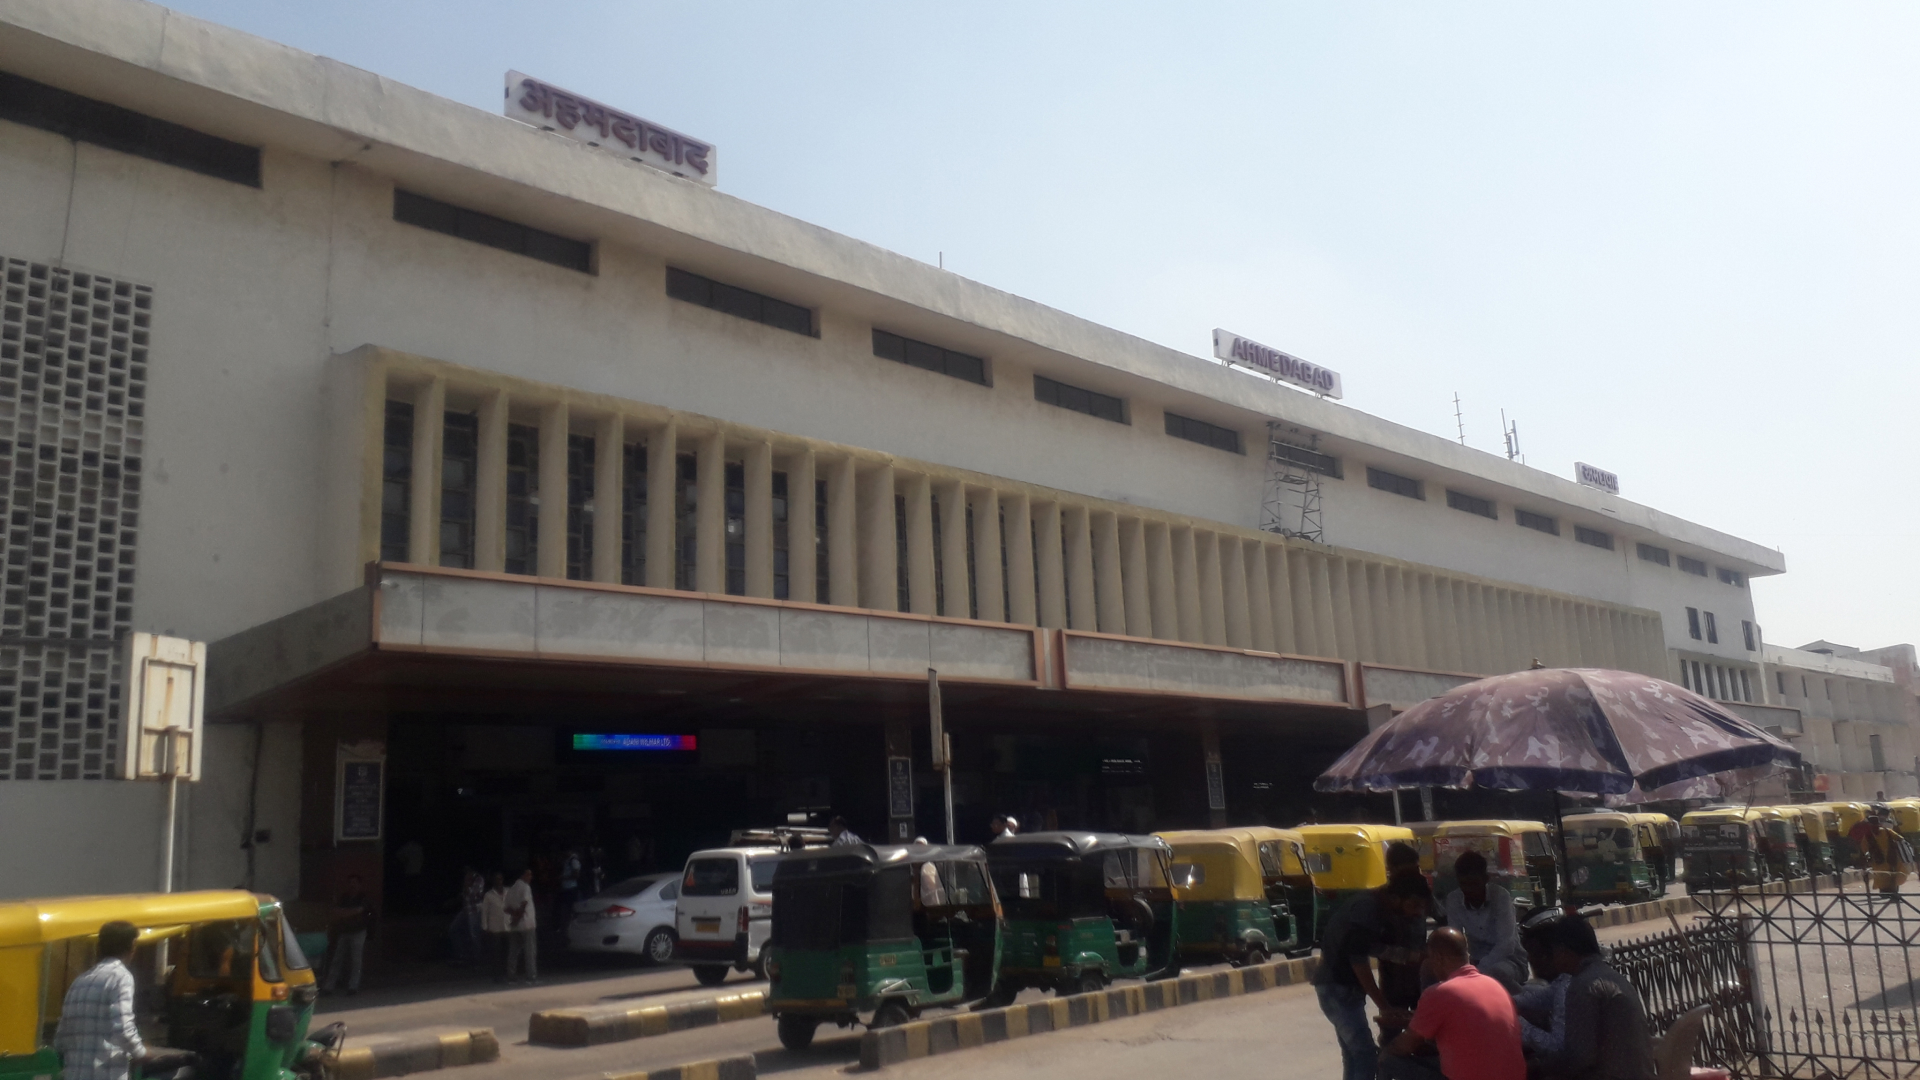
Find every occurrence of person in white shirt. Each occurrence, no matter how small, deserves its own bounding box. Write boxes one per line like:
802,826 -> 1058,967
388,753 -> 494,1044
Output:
1442,850 -> 1527,991
481,872 -> 509,983
503,868 -> 539,984
55,921 -> 149,1080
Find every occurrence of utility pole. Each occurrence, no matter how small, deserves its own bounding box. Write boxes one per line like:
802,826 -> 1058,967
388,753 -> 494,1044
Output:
928,668 -> 954,844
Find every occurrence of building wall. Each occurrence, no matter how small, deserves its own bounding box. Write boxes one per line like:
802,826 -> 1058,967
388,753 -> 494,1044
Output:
1763,645 -> 1917,799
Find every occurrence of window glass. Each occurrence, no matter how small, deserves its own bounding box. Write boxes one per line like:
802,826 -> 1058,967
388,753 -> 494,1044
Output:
187,920 -> 255,980
278,913 -> 310,972
749,858 -> 779,893
683,858 -> 741,897
660,880 -> 679,901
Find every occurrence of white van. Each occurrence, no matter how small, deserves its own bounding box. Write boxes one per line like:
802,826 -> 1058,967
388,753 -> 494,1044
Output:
672,846 -> 779,985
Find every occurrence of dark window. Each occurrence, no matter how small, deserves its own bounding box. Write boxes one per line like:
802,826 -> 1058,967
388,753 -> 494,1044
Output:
1573,526 -> 1613,550
0,71 -> 261,187
380,401 -> 413,562
1742,620 -> 1756,652
394,190 -> 592,273
621,444 -> 647,586
1686,607 -> 1701,640
1716,567 -> 1746,588
1636,543 -> 1670,566
1515,509 -> 1558,535
1445,490 -> 1496,519
1704,611 -> 1718,644
872,330 -> 987,385
682,858 -> 740,897
1165,412 -> 1242,454
1366,467 -> 1423,500
815,479 -> 829,603
675,453 -> 697,590
1034,374 -> 1125,423
567,434 -> 595,581
1776,671 -> 1786,696
440,412 -> 477,569
666,267 -> 814,336
505,425 -> 539,575
1270,441 -> 1341,477
772,471 -> 790,601
724,461 -> 746,596
1678,555 -> 1708,577
894,494 -> 910,612
1739,670 -> 1752,703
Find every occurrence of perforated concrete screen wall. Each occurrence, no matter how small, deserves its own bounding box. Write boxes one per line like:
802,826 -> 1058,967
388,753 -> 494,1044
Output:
0,258 -> 147,779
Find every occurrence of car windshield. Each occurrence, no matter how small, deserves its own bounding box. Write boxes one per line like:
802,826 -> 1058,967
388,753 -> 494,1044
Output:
598,875 -> 666,899
277,912 -> 309,971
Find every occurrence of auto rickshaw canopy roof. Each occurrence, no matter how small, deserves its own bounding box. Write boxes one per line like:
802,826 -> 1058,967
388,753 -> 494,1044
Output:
1564,811 -> 1638,830
987,832 -> 1170,859
1772,806 -> 1830,840
1433,819 -> 1550,837
1155,832 -> 1266,900
0,890 -> 265,949
1222,826 -> 1311,877
1683,807 -> 1770,826
1297,823 -> 1416,891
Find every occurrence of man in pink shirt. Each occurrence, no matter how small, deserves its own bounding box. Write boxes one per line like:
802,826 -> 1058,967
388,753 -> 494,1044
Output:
1378,927 -> 1526,1080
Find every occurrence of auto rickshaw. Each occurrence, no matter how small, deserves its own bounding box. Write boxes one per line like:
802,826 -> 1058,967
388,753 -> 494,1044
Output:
1561,812 -> 1658,905
1156,830 -> 1291,967
1681,808 -> 1770,890
1297,823 -> 1417,940
1750,807 -> 1807,881
1887,800 -> 1920,852
1810,801 -> 1872,869
1229,826 -> 1320,953
1431,820 -> 1558,910
1776,806 -> 1836,877
1626,813 -> 1679,895
1404,821 -> 1445,875
763,843 -> 1001,1049
0,891 -> 333,1080
984,832 -> 1179,1000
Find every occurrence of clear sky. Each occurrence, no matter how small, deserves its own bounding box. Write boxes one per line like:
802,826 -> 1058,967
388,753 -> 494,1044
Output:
163,1 -> 1920,653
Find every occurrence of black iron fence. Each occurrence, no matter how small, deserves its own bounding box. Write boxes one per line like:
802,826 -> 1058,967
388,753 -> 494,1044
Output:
1611,916 -> 1760,1072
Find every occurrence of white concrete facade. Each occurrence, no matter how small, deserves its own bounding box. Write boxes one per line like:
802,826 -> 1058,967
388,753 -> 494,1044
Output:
0,0 -> 1788,898
1762,643 -> 1918,799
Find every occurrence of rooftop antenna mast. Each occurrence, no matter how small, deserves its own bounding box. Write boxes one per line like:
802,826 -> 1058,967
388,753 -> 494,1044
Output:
1501,410 -> 1522,463
1453,393 -> 1465,445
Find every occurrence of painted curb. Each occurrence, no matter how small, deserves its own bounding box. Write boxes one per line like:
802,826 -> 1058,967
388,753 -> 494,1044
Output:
530,989 -> 767,1047
601,1053 -> 757,1080
857,955 -> 1320,1070
324,1029 -> 499,1080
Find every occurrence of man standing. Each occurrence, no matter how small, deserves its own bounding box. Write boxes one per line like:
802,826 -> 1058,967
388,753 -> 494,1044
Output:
55,921 -> 150,1080
1313,873 -> 1434,1080
1865,814 -> 1915,895
481,872 -> 509,983
503,867 -> 539,984
1442,850 -> 1527,990
1378,927 -> 1526,1080
323,875 -> 375,995
1530,914 -> 1656,1080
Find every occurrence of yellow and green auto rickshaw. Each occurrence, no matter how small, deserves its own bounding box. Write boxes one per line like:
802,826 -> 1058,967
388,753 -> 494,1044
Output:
764,843 -> 1002,1050
1156,831 -> 1291,968
1230,826 -> 1320,954
1561,812 -> 1658,905
0,891 -> 334,1080
1750,807 -> 1807,881
1404,821 -> 1445,875
1776,806 -> 1836,877
1810,801 -> 1872,869
1887,800 -> 1920,853
984,832 -> 1179,1000
1297,823 -> 1417,941
1681,808 -> 1770,891
1432,820 -> 1558,910
1626,813 -> 1679,895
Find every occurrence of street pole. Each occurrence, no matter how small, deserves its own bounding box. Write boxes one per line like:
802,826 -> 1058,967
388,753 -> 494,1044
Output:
159,770 -> 179,893
929,668 -> 954,844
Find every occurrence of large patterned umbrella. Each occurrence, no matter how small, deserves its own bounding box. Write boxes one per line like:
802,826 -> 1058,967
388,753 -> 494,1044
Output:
1315,667 -> 1800,797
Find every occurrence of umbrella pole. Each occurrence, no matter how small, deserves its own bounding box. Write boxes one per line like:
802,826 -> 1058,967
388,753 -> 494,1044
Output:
1549,790 -> 1572,911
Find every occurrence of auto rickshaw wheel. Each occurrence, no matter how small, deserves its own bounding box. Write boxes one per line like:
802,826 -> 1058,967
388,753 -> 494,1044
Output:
692,965 -> 729,987
979,983 -> 1018,1009
871,999 -> 911,1030
1071,971 -> 1106,996
777,1014 -> 818,1050
1243,945 -> 1270,967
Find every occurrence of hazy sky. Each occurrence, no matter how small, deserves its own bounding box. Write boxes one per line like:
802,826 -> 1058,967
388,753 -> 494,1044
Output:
164,1 -> 1920,652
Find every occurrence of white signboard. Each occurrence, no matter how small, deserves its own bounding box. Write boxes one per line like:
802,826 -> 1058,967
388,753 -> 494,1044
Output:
1575,462 -> 1619,495
122,633 -> 206,781
505,71 -> 716,187
1211,329 -> 1343,399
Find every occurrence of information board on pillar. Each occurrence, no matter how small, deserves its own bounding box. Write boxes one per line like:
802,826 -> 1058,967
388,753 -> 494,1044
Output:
1211,329 -> 1343,399
505,71 -> 716,186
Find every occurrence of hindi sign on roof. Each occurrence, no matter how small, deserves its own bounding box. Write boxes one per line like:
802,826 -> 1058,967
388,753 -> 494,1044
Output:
1212,329 -> 1343,399
505,71 -> 716,187
1575,462 -> 1620,495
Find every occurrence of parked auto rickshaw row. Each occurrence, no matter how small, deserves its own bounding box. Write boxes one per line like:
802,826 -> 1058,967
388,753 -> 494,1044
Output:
1,891 -> 339,1080
1672,800 -> 1912,892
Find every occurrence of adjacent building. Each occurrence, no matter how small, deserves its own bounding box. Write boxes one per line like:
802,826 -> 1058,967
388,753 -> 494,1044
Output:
0,0 -> 1793,907
1760,641 -> 1920,800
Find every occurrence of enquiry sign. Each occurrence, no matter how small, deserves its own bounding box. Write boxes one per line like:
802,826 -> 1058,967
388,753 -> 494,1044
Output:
1211,329 -> 1343,399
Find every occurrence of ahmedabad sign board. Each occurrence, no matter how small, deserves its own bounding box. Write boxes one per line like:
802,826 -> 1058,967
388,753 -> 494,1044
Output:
506,72 -> 715,186
1212,329 -> 1343,399
1574,462 -> 1620,495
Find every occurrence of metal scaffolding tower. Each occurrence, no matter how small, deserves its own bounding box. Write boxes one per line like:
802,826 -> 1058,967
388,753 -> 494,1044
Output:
1262,423 -> 1331,543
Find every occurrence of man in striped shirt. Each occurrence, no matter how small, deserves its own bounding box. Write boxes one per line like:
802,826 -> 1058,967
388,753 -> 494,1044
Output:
55,921 -> 151,1080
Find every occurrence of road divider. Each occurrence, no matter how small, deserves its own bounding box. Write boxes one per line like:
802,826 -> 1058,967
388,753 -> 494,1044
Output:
530,989 -> 767,1047
859,955 -> 1320,1070
324,1028 -> 499,1079
601,1052 -> 757,1080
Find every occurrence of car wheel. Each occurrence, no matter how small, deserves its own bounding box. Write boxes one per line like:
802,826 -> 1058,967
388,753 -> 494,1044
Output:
693,965 -> 729,987
870,999 -> 911,1030
644,928 -> 677,966
776,1014 -> 817,1051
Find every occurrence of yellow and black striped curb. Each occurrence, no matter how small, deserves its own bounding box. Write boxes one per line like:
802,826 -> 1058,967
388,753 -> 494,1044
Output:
602,1053 -> 757,1080
324,1029 -> 499,1080
530,989 -> 767,1047
858,955 -> 1320,1070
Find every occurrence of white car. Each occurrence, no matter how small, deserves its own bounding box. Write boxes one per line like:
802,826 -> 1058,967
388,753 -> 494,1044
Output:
673,847 -> 779,986
566,873 -> 681,964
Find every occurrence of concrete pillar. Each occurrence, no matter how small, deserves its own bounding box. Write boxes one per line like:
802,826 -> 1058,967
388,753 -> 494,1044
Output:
860,463 -> 898,611
1468,584 -> 1496,674
1222,538 -> 1252,648
1429,576 -> 1458,671
1378,566 -> 1406,665
1247,542 -> 1275,653
1268,546 -> 1297,654
1495,590 -> 1521,671
828,456 -> 859,607
592,413 -> 624,583
1004,494 -> 1037,626
645,420 -> 678,589
693,429 -> 726,593
971,488 -> 1004,622
744,440 -> 775,598
474,389 -> 507,573
1201,721 -> 1227,828
1315,554 -> 1347,660
1035,502 -> 1067,629
1343,559 -> 1372,661
1172,527 -> 1203,644
1289,551 -> 1318,656
1093,511 -> 1127,635
938,480 -> 971,619
1120,517 -> 1152,638
1198,532 -> 1227,646
1064,506 -> 1097,631
905,474 -> 936,616
787,449 -> 817,603
407,377 -> 445,565
536,402 -> 569,579
1146,522 -> 1179,641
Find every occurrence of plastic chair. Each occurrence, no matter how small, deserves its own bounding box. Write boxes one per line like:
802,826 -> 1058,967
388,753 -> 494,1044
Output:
1653,1005 -> 1712,1080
